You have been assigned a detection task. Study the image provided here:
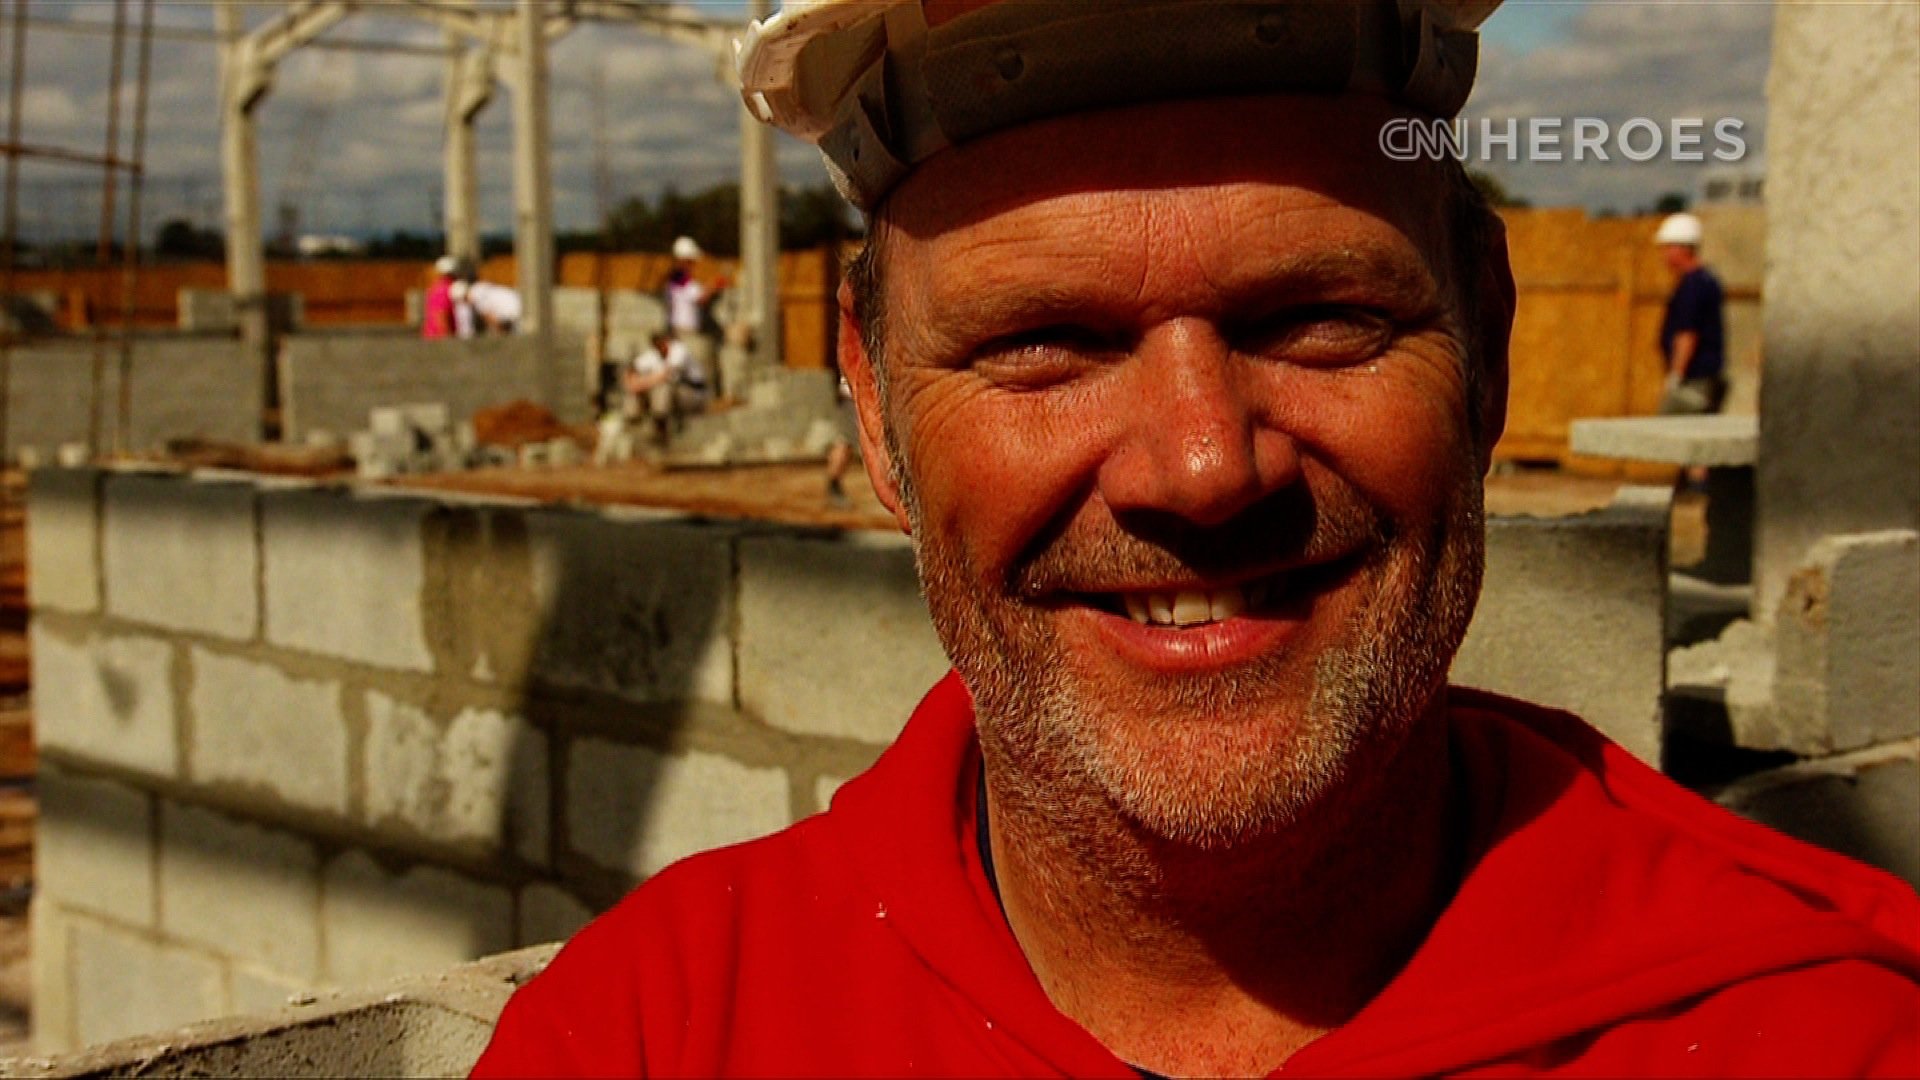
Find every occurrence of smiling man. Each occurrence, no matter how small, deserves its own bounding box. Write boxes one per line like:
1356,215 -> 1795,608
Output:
473,3 -> 1919,1076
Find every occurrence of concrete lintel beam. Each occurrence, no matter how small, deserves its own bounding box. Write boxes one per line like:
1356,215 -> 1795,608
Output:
561,0 -> 742,56
248,0 -> 357,69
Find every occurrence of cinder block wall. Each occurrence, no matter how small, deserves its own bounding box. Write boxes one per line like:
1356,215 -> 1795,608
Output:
25,469 -> 1669,1052
26,467 -> 947,1051
276,332 -> 590,443
1,337 -> 262,460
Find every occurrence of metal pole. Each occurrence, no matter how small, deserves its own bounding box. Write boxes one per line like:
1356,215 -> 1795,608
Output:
88,0 -> 127,456
1,0 -> 30,463
114,0 -> 153,453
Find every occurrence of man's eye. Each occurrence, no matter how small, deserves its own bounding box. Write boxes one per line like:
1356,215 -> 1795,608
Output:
1240,307 -> 1395,367
971,327 -> 1114,388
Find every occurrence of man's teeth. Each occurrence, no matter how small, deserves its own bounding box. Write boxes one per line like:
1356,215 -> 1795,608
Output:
1122,584 -> 1258,627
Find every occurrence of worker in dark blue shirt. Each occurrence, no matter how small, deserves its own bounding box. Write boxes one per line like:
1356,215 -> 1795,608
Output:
1654,213 -> 1728,414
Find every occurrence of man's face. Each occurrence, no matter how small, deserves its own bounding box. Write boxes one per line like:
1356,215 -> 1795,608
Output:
851,96 -> 1505,850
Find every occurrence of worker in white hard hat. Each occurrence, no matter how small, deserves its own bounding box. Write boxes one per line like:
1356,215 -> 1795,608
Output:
476,5 -> 1920,1076
665,234 -> 721,396
1653,211 -> 1728,415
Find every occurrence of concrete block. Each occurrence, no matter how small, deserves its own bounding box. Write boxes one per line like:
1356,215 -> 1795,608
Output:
31,624 -> 179,777
523,510 -> 735,705
518,883 -> 595,947
229,965 -> 316,1017
566,740 -> 790,878
321,852 -> 514,987
363,690 -> 549,864
159,802 -> 322,980
26,467 -> 100,614
738,530 -> 947,745
1568,415 -> 1757,467
188,648 -> 350,816
102,474 -> 258,640
36,766 -> 154,927
70,915 -> 226,1049
1756,2 -> 1920,618
1454,487 -> 1670,766
262,488 -> 434,672
29,897 -> 75,1052
1717,739 -> 1920,890
1773,530 -> 1920,753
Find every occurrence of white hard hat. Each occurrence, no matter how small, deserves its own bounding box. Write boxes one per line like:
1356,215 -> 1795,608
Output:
1653,213 -> 1704,247
434,255 -> 458,275
737,0 -> 1505,209
672,236 -> 703,261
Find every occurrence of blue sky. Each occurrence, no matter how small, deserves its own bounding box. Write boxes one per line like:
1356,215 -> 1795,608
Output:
2,1 -> 1777,243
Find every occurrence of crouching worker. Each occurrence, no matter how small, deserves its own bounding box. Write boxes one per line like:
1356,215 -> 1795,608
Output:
624,330 -> 711,443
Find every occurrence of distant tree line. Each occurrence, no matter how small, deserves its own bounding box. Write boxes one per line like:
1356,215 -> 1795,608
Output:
137,182 -> 858,265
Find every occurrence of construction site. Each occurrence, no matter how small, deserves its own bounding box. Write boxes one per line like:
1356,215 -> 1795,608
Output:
0,0 -> 1912,1073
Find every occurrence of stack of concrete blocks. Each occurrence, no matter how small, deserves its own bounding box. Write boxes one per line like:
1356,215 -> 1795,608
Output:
667,369 -> 845,468
23,463 -> 1681,1055
1,337 -> 262,465
346,404 -> 486,479
277,331 -> 588,446
1682,532 -> 1920,886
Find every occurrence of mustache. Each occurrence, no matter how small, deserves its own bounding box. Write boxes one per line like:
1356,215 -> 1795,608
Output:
1011,483 -> 1389,599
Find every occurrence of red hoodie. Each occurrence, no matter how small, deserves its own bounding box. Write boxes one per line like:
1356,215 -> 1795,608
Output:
474,674 -> 1920,1077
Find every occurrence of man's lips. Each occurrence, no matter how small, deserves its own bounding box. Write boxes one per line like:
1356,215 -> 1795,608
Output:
1052,551 -> 1367,630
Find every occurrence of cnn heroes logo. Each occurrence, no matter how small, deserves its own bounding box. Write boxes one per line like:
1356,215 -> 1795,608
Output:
1380,117 -> 1749,164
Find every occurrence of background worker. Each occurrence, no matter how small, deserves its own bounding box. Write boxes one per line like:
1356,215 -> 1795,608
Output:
624,329 -> 710,441
464,279 -> 523,335
1654,212 -> 1728,414
420,255 -> 458,339
665,235 -> 720,394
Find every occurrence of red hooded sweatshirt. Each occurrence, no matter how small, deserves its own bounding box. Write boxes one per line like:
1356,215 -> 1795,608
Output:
474,674 -> 1920,1077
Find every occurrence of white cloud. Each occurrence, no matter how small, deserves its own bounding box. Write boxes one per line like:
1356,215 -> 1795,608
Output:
1464,0 -> 1775,210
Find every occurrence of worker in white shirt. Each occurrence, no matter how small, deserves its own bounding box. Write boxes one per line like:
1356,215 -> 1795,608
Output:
454,279 -> 523,334
625,330 -> 712,440
665,236 -> 721,395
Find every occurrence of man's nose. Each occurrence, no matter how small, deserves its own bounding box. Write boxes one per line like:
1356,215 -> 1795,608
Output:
1095,319 -> 1299,528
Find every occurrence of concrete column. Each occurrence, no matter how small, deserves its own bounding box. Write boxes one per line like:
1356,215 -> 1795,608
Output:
442,33 -> 485,264
511,0 -> 555,341
214,3 -> 268,354
1756,4 -> 1920,617
738,0 -> 781,371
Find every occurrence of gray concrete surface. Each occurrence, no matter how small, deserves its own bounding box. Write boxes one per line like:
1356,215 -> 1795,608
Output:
1756,3 -> 1920,618
1717,739 -> 1920,890
0,946 -> 554,1078
277,331 -> 587,444
2,337 -> 261,461
1453,486 -> 1672,765
1569,415 -> 1758,467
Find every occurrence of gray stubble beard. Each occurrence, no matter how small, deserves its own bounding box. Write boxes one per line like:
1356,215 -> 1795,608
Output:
908,465 -> 1487,867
